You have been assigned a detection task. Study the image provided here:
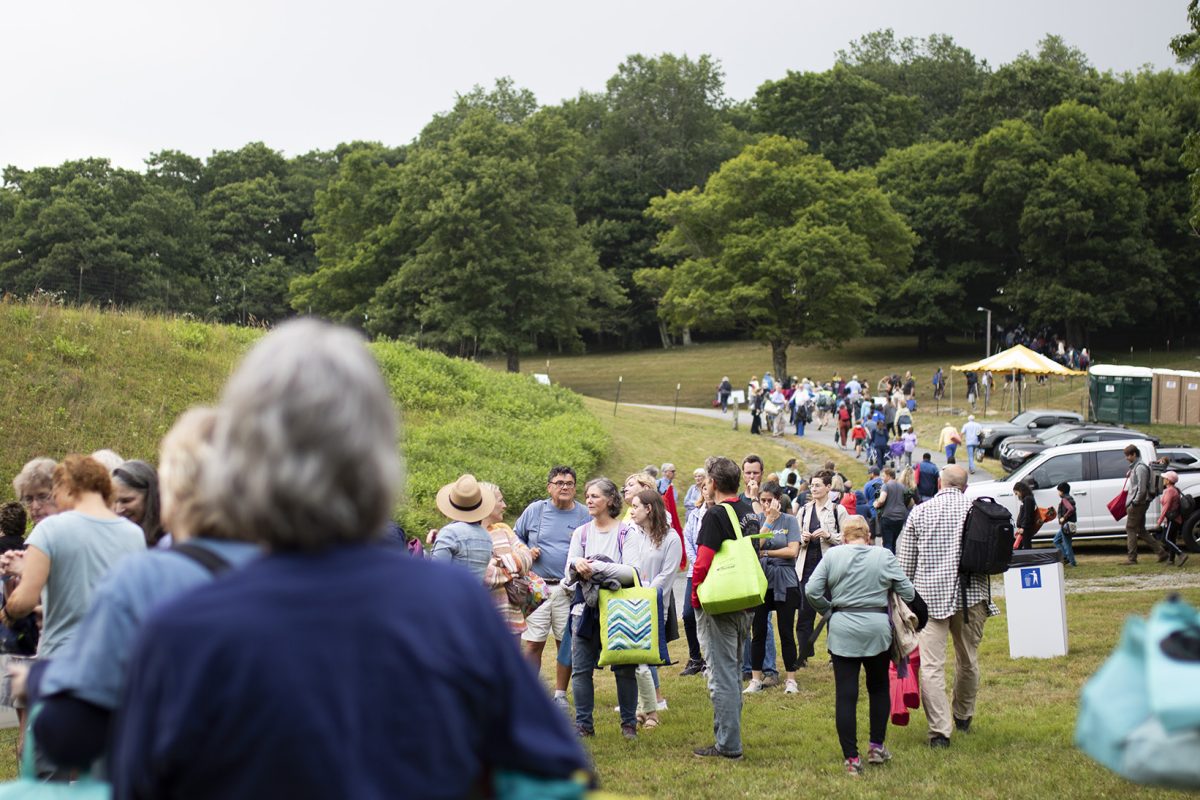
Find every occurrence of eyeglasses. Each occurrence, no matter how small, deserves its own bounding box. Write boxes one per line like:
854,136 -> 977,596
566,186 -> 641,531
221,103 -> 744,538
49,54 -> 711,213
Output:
549,480 -> 576,489
20,492 -> 53,507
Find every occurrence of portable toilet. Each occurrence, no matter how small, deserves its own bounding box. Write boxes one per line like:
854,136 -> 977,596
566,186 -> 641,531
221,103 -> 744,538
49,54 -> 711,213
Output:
1153,369 -> 1183,425
1180,371 -> 1200,426
1089,365 -> 1153,425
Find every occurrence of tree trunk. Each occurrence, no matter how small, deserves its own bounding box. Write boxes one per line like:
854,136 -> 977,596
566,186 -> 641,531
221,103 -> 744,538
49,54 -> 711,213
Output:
682,327 -> 693,346
770,339 -> 789,380
917,331 -> 930,353
658,321 -> 673,349
506,350 -> 520,373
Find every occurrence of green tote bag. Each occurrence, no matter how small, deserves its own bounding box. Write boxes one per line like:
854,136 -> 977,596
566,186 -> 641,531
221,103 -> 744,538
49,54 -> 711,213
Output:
598,573 -> 662,667
696,504 -> 769,615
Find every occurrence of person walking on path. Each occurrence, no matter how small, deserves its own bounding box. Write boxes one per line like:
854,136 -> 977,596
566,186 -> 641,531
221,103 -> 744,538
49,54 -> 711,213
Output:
938,423 -> 961,463
514,466 -> 591,711
794,471 -> 847,668
1055,482 -> 1079,567
805,515 -> 916,775
718,377 -> 732,413
872,467 -> 910,554
961,415 -> 983,475
870,420 -> 890,471
690,457 -> 758,760
897,465 -> 998,748
1122,444 -> 1168,565
917,454 -> 940,502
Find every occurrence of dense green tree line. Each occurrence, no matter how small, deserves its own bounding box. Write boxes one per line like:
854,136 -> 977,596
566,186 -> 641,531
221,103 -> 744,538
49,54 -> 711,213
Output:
1,29 -> 1197,367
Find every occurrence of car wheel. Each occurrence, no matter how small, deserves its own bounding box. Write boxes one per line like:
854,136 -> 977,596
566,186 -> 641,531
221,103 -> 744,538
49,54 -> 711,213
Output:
1182,510 -> 1200,553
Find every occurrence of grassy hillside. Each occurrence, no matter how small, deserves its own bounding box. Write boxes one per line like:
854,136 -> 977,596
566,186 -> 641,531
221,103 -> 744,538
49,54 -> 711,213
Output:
0,298 -> 606,534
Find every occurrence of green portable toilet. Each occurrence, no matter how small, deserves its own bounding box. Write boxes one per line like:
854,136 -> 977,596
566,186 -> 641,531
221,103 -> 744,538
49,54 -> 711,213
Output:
1089,365 -> 1153,425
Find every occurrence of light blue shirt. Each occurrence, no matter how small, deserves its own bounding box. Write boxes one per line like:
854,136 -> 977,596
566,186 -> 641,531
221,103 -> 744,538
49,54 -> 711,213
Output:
805,543 -> 915,658
962,420 -> 983,446
430,521 -> 493,579
513,500 -> 590,581
39,539 -> 262,708
26,511 -> 146,658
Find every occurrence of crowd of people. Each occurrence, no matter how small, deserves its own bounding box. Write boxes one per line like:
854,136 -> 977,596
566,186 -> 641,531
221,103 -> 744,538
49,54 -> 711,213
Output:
0,320 -> 1019,794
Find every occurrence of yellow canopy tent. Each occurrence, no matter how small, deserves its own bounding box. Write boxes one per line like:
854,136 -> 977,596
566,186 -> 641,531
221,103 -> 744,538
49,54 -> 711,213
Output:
952,344 -> 1085,413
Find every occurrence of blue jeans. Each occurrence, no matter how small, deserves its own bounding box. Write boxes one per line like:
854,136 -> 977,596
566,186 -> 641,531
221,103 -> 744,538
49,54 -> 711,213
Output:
1053,525 -> 1077,566
875,445 -> 888,470
966,444 -> 978,472
945,443 -> 958,461
796,420 -> 806,436
571,615 -> 638,732
743,610 -> 777,675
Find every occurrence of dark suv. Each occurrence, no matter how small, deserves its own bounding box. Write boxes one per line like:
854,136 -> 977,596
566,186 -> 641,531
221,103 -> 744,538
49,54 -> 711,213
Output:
998,424 -> 1159,471
979,409 -> 1086,456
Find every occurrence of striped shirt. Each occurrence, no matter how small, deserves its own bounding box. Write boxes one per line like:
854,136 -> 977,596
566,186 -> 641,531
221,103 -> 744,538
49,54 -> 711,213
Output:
897,488 -> 1000,620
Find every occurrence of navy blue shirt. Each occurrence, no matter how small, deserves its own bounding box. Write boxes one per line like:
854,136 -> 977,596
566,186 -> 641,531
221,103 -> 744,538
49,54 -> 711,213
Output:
111,544 -> 587,800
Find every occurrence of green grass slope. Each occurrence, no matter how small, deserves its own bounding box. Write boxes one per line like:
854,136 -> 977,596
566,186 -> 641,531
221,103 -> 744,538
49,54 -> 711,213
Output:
0,299 -> 607,534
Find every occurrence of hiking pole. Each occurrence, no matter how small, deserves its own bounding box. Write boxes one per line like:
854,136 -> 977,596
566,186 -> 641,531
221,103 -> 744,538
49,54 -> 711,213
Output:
674,383 -> 680,425
614,376 -> 622,416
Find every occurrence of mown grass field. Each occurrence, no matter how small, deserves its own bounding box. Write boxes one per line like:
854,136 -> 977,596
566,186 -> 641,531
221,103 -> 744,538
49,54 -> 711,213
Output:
516,338 -> 1200,470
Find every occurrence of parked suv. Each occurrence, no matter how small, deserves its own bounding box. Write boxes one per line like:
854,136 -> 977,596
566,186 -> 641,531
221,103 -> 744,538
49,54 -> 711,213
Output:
979,409 -> 1085,456
965,439 -> 1200,551
998,424 -> 1159,472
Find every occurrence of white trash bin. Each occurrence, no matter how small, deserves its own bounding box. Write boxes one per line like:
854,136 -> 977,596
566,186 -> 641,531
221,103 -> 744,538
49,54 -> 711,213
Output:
1002,549 -> 1068,658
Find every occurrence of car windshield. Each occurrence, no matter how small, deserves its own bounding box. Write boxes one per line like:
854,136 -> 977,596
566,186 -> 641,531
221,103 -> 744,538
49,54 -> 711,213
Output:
1042,430 -> 1083,446
1036,424 -> 1080,442
1010,411 -> 1039,426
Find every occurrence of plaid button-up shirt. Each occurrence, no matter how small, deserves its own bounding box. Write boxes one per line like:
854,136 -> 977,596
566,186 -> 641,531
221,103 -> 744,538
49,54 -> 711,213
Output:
898,487 -> 1000,620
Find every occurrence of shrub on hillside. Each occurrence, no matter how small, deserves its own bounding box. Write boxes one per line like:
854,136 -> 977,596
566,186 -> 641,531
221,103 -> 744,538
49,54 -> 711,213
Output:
371,340 -> 608,534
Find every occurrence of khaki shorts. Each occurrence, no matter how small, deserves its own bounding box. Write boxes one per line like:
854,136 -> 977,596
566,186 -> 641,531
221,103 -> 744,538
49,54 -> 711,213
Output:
521,585 -> 571,644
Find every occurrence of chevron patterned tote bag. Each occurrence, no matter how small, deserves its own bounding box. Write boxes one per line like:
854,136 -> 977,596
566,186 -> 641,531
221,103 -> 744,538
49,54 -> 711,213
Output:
598,573 -> 663,667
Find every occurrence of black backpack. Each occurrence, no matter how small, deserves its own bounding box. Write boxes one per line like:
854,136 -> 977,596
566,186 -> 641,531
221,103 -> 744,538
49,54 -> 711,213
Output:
959,497 -> 1014,576
958,497 -> 1014,619
1179,492 -> 1196,521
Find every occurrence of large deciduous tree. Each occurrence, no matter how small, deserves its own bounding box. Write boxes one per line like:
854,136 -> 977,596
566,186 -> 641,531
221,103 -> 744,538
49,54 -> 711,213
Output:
298,105 -> 623,371
644,136 -> 915,378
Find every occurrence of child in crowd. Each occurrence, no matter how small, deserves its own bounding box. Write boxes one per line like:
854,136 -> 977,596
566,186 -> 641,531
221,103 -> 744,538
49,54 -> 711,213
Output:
851,423 -> 868,459
1055,482 -> 1078,567
901,430 -> 918,466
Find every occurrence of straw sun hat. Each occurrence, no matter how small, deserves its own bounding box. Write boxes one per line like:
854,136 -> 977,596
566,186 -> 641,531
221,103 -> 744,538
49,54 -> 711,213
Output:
436,474 -> 496,523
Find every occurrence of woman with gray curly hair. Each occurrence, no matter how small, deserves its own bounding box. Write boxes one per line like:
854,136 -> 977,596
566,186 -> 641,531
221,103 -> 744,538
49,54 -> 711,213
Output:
109,319 -> 588,800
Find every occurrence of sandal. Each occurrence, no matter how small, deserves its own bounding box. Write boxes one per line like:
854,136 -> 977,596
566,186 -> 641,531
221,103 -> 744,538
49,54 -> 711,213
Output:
641,713 -> 660,729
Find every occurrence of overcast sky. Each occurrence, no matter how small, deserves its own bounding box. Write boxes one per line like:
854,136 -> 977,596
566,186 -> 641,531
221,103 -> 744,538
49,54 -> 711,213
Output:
0,0 -> 1190,171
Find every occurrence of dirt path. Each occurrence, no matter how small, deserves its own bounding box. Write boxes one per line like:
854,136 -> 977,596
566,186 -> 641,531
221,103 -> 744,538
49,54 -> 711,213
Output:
632,403 -> 999,483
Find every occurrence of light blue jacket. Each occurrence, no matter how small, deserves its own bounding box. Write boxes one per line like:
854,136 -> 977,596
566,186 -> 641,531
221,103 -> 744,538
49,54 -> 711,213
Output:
805,543 -> 915,658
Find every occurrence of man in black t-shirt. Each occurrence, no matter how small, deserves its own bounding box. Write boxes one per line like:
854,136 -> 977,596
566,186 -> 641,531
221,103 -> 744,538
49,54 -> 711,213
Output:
691,456 -> 758,760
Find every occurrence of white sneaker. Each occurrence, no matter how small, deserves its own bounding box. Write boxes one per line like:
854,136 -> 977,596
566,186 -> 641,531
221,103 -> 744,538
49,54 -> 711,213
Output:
743,679 -> 763,694
656,698 -> 668,711
785,680 -> 798,694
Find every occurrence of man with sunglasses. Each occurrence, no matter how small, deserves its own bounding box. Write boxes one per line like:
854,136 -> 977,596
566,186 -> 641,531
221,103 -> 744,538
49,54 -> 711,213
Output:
514,466 -> 591,710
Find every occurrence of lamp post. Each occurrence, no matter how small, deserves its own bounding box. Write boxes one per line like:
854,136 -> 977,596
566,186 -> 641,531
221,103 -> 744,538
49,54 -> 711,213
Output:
977,306 -> 992,358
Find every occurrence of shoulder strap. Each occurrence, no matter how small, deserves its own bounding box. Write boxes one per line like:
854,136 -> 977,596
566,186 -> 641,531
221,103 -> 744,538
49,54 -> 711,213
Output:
581,521 -> 591,554
721,502 -> 743,539
171,542 -> 233,576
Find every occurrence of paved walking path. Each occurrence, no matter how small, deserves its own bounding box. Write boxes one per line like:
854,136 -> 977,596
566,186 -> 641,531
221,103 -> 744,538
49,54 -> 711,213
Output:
631,403 -> 999,484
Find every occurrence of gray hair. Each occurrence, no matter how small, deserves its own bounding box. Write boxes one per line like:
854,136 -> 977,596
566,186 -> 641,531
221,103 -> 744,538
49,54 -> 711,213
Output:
90,449 -> 125,473
13,458 -> 56,498
203,319 -> 401,551
585,477 -> 623,519
661,463 -> 675,473
113,460 -> 162,546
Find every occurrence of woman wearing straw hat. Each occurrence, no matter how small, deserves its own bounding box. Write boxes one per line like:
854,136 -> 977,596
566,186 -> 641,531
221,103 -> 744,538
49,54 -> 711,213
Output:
431,474 -> 496,579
